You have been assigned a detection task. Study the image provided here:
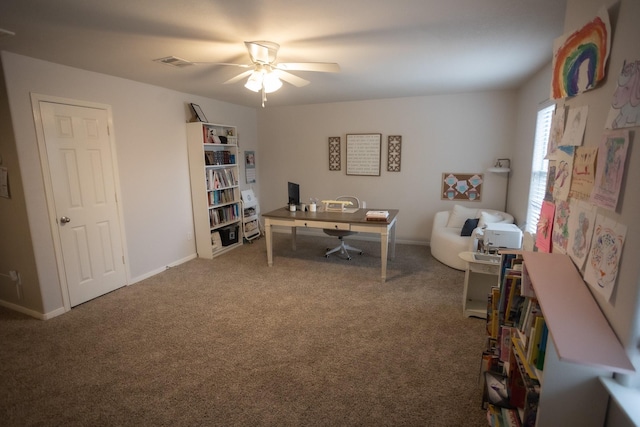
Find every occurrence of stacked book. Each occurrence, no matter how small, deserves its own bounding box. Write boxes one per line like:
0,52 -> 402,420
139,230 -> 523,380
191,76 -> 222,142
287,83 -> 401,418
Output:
365,210 -> 389,221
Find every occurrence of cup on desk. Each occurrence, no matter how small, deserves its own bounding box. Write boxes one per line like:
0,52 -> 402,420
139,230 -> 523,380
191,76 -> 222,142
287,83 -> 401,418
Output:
309,203 -> 316,212
289,204 -> 296,212
300,203 -> 306,212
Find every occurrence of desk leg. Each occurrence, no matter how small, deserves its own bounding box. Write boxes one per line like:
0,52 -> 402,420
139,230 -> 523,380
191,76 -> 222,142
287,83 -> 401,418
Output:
379,220 -> 397,282
389,221 -> 397,259
380,230 -> 389,282
265,219 -> 273,267
291,226 -> 297,251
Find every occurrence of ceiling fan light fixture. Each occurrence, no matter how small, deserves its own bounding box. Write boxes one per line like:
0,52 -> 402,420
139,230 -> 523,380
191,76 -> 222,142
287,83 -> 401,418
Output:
244,71 -> 263,92
263,71 -> 282,93
244,69 -> 282,95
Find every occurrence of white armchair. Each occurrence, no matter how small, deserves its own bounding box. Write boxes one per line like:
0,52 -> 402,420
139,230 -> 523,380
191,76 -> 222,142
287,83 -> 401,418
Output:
430,205 -> 514,270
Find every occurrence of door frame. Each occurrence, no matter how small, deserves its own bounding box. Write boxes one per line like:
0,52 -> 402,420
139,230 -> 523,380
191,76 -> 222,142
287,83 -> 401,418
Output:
30,93 -> 130,311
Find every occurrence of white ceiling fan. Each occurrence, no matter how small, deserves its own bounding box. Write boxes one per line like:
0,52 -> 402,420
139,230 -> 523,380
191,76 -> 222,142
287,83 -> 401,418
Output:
206,41 -> 340,106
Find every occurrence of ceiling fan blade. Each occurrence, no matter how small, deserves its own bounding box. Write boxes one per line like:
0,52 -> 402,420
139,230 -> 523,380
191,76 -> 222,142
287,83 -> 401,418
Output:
276,70 -> 310,87
193,62 -> 252,68
276,62 -> 340,73
224,70 -> 254,85
245,41 -> 280,64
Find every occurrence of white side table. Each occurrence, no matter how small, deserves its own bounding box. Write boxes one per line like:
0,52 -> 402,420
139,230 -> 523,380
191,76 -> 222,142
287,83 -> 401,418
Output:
458,251 -> 500,318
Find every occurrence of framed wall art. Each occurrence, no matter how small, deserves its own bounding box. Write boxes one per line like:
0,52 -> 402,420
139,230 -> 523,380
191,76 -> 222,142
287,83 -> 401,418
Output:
328,137 -> 341,171
189,103 -> 208,122
441,173 -> 483,201
387,135 -> 402,172
346,133 -> 381,176
245,150 -> 256,183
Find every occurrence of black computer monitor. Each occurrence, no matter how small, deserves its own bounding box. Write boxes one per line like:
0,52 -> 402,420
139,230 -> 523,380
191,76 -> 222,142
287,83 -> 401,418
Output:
288,182 -> 300,206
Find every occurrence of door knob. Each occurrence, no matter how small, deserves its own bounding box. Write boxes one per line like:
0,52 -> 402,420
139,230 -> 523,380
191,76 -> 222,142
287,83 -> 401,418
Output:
60,216 -> 71,224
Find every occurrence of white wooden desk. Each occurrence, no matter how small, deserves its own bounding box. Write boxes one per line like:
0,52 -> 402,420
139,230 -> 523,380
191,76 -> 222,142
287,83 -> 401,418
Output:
459,251 -> 500,318
262,208 -> 399,282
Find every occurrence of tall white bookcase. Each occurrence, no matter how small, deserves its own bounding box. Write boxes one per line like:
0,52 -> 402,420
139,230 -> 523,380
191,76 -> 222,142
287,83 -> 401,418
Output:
186,122 -> 242,259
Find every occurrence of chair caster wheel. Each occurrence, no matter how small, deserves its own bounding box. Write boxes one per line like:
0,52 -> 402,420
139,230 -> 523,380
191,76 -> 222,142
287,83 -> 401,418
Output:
359,252 -> 363,255
347,257 -> 352,260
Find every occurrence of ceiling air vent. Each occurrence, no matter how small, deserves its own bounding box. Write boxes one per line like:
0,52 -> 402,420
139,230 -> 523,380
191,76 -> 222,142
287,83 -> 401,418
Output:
153,56 -> 194,68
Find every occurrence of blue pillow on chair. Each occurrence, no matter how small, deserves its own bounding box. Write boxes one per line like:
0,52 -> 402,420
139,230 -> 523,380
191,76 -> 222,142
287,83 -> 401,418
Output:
460,218 -> 479,236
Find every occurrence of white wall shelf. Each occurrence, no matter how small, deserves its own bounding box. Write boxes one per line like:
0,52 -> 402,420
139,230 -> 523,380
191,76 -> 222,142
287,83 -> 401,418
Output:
522,252 -> 634,374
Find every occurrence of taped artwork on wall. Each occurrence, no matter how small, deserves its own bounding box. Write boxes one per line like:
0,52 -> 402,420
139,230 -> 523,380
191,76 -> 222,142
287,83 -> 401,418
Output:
551,6 -> 611,99
387,135 -> 401,172
328,137 -> 341,171
441,173 -> 483,201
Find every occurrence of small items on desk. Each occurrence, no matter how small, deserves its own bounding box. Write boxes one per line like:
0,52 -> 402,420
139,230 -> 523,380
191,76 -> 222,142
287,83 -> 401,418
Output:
366,210 -> 389,221
321,199 -> 354,212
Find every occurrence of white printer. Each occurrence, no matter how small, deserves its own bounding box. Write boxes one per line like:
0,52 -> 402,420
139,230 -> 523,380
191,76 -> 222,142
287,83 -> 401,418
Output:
483,223 -> 523,250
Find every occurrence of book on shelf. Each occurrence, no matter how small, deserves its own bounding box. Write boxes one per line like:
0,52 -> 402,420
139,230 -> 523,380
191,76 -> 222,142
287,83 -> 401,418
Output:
508,341 -> 540,412
499,326 -> 514,363
486,404 -> 504,426
535,323 -> 548,371
511,336 -> 538,381
208,168 -> 238,189
209,203 -> 239,227
502,407 -> 522,427
520,302 -> 542,349
483,371 -> 511,409
520,263 -> 535,298
486,404 -> 524,427
487,287 -> 501,339
208,188 -> 235,206
504,274 -> 524,326
527,317 -> 546,369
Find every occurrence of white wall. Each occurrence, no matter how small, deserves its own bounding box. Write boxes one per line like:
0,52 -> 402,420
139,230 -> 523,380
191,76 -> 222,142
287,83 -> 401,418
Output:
0,55 -> 42,314
0,51 -> 257,317
510,62 -> 553,226
257,91 -> 517,243
564,0 -> 640,388
512,3 -> 640,422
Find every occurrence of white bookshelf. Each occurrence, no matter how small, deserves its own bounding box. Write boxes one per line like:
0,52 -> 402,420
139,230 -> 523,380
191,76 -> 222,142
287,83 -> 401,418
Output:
186,122 -> 242,259
520,252 -> 634,426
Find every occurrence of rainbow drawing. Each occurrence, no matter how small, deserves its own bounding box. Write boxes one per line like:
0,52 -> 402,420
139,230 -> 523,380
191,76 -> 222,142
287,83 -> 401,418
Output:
551,8 -> 611,99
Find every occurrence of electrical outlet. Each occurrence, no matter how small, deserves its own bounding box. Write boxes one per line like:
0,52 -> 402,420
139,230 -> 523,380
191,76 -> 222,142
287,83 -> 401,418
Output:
9,270 -> 18,281
187,232 -> 193,241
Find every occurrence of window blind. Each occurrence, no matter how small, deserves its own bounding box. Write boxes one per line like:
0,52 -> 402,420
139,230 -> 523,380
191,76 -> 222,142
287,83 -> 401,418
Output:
525,104 -> 555,234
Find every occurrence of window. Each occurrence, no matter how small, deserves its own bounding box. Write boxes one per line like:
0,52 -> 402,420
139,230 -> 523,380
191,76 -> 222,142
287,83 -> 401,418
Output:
525,104 -> 555,235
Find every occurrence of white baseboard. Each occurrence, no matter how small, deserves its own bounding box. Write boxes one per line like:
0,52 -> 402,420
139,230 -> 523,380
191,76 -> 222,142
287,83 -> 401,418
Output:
129,253 -> 197,285
0,254 -> 199,320
0,299 -> 66,320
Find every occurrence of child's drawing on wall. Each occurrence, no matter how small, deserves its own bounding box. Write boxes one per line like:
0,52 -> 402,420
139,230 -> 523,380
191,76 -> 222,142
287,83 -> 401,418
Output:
605,59 -> 640,129
552,146 -> 574,201
590,130 -> 629,210
567,200 -> 597,269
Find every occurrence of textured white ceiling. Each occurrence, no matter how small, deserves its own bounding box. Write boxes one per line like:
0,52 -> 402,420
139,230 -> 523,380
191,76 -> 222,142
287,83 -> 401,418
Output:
0,0 -> 566,107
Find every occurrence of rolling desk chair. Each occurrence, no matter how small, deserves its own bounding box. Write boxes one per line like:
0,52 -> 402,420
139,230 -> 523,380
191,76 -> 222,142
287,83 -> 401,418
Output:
323,196 -> 363,260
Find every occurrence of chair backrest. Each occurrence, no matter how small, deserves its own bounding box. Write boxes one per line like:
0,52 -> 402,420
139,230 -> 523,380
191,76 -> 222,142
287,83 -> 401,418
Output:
336,195 -> 360,208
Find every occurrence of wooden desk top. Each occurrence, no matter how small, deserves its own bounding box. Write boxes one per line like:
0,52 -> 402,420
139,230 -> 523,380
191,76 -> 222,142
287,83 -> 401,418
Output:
262,207 -> 399,225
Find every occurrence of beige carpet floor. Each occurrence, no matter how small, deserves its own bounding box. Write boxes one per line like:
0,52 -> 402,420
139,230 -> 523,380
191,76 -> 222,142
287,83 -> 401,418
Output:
0,233 -> 488,426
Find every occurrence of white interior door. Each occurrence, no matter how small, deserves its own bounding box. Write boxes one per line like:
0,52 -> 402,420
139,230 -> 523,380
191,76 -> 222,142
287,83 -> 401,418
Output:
39,101 -> 126,307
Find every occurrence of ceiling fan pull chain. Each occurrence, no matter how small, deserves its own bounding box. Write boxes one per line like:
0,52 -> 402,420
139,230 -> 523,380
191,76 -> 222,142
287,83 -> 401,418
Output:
261,86 -> 267,108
